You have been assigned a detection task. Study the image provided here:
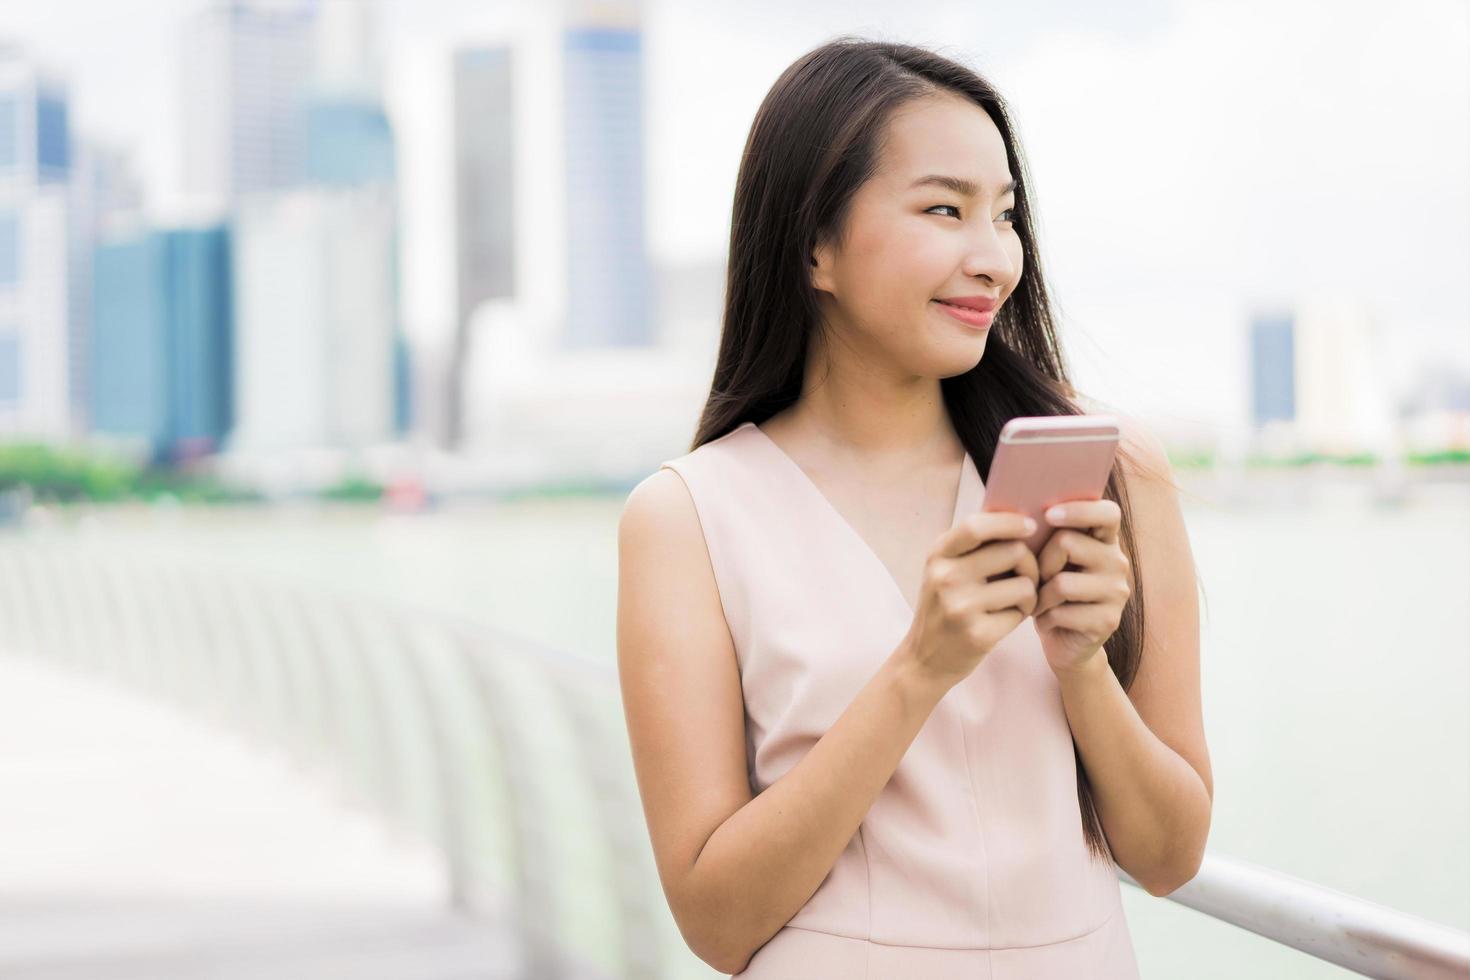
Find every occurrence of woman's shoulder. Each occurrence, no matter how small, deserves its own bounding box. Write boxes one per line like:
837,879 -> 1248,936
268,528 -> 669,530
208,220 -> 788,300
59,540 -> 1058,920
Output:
621,422 -> 766,588
630,422 -> 759,516
656,421 -> 760,475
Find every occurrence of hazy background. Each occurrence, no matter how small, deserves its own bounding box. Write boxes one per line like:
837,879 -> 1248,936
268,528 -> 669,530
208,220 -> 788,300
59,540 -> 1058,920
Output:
0,1 -> 1466,978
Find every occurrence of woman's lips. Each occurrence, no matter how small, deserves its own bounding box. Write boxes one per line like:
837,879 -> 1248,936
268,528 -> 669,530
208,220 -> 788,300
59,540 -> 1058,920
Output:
934,299 -> 995,328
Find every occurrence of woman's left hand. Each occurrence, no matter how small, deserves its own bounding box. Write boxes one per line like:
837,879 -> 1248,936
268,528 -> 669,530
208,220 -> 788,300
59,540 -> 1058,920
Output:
1032,499 -> 1131,675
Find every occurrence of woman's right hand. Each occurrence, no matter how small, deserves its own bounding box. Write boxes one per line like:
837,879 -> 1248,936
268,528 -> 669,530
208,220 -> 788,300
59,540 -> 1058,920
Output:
899,511 -> 1040,692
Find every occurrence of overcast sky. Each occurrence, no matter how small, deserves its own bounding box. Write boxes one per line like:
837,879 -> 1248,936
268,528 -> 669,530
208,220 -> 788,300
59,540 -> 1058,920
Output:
3,0 -> 1467,438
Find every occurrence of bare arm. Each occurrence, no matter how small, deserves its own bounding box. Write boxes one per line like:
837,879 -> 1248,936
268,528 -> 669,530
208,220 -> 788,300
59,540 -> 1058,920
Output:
618,469 -> 951,973
687,648 -> 945,972
1049,416 -> 1213,895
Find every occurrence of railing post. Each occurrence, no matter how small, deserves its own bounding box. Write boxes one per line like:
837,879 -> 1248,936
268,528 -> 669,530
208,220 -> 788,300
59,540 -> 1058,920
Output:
455,634 -> 567,979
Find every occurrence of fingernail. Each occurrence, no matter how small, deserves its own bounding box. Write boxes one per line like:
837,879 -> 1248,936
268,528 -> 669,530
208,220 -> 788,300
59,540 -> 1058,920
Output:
1045,506 -> 1064,522
1023,517 -> 1037,533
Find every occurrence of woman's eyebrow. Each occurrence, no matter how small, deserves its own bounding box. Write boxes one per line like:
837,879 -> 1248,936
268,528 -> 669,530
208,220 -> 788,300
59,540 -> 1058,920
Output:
909,174 -> 1017,197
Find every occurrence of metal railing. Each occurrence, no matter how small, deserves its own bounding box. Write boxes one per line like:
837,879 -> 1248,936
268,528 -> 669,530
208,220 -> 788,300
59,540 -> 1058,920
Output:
1116,862 -> 1470,979
0,538 -> 675,980
0,535 -> 1466,980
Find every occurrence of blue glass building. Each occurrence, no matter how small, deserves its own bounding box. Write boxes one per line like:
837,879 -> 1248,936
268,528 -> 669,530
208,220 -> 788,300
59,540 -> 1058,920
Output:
1250,311 -> 1296,427
560,25 -> 654,348
91,227 -> 232,461
306,94 -> 395,186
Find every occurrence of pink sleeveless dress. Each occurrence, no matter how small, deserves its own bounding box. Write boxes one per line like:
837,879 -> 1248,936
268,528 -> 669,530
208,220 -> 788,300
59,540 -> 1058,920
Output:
658,420 -> 1141,979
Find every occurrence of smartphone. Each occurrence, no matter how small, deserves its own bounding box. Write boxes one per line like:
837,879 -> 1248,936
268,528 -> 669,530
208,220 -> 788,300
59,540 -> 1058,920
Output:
981,414 -> 1120,554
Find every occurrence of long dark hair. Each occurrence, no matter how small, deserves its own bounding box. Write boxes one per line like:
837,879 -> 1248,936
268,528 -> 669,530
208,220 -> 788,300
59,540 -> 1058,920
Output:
684,36 -> 1186,865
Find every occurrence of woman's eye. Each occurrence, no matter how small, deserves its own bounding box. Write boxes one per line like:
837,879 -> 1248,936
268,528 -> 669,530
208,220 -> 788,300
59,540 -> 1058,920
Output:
926,204 -> 1018,223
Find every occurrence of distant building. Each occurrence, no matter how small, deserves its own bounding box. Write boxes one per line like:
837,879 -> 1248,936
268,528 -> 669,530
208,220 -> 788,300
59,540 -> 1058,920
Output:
559,5 -> 654,349
90,226 -> 233,462
1249,310 -> 1295,427
224,0 -> 404,455
306,0 -> 394,188
444,45 -> 517,448
68,139 -> 147,440
453,47 -> 516,321
0,46 -> 76,441
1248,300 -> 1397,455
229,187 -> 397,452
305,95 -> 394,186
443,2 -> 656,453
181,0 -> 318,209
1398,359 -> 1470,416
306,0 -> 408,436
1293,298 -> 1393,454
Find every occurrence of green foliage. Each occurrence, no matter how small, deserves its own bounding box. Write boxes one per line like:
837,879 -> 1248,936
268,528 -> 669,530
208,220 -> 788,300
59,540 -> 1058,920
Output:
0,443 -> 136,502
322,475 -> 384,502
0,442 -> 261,505
1406,448 -> 1470,465
1166,448 -> 1215,470
1243,451 -> 1385,467
498,477 -> 632,501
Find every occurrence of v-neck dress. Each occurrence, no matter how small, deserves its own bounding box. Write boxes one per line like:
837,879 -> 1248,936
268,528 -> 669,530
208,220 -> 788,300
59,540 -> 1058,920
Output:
657,420 -> 1140,979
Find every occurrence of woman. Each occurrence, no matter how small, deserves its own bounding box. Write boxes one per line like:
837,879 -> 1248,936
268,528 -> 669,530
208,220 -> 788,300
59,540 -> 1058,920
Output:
617,36 -> 1211,979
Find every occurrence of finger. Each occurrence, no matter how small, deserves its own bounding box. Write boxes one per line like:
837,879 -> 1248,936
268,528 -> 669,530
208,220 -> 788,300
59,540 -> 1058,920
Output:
1033,569 -> 1117,619
1014,540 -> 1040,586
1044,500 -> 1121,546
953,537 -> 1036,582
941,511 -> 1036,558
982,573 -> 1038,618
1035,601 -> 1112,637
1036,527 -> 1113,583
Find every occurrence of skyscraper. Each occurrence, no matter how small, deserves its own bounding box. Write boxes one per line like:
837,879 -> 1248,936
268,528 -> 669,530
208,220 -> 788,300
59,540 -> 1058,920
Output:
90,226 -> 233,462
1293,298 -> 1393,455
447,0 -> 683,467
68,139 -> 147,444
447,45 -> 516,448
229,187 -> 397,452
181,0 -> 318,209
228,0 -> 399,455
306,0 -> 394,187
1249,300 -> 1395,455
306,0 -> 408,436
0,45 -> 75,441
559,2 -> 654,349
1250,310 -> 1295,428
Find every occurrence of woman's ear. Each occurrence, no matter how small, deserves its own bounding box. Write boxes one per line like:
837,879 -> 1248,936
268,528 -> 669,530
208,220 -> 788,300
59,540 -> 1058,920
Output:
809,239 -> 835,294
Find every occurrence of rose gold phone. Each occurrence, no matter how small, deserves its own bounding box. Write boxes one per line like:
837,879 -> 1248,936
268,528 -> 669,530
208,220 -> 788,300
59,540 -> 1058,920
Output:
981,415 -> 1120,554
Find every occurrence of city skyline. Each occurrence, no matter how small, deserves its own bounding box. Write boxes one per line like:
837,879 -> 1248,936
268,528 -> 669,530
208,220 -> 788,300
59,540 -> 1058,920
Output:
0,0 -> 1466,474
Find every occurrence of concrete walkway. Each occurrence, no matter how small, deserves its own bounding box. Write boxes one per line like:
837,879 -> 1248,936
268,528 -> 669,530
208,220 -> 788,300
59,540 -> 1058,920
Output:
0,655 -> 522,980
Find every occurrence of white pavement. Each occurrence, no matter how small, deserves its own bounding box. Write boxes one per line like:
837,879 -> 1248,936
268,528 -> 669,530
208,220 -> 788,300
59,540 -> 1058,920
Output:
0,654 -> 522,980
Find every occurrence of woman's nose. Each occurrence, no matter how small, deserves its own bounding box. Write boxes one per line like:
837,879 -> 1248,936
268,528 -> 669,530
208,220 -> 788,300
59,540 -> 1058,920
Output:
961,225 -> 1018,282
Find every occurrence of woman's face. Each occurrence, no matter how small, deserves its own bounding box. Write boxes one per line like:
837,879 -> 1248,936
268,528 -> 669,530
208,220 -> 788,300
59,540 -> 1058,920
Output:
809,91 -> 1024,378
